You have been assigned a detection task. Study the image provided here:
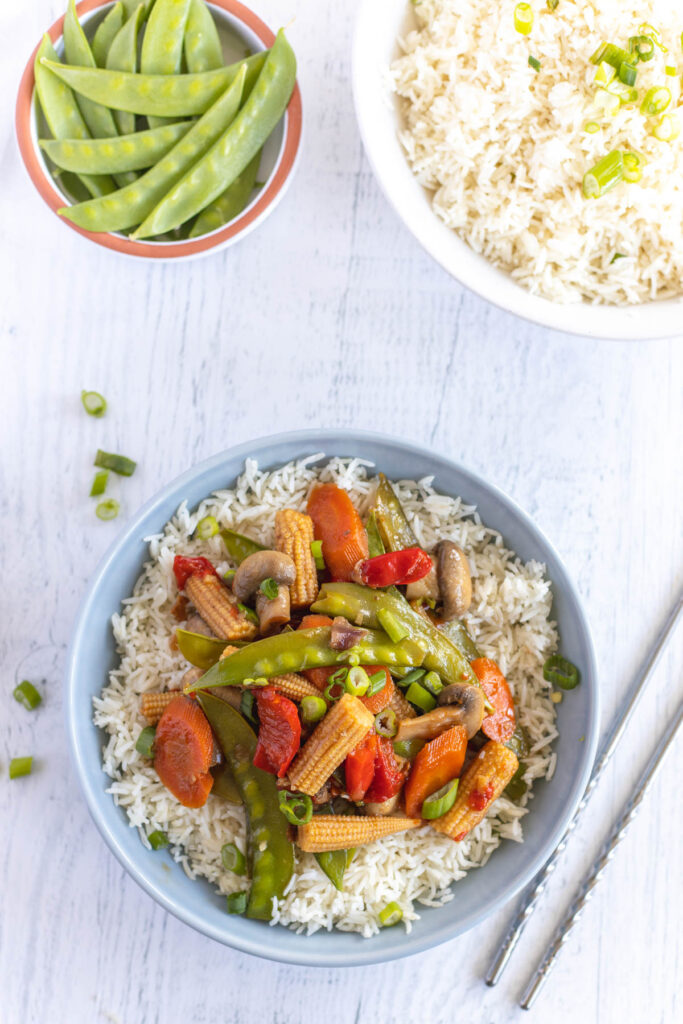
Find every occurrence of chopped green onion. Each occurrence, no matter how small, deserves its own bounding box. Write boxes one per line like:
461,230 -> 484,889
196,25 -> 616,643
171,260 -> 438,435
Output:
543,654 -> 580,690
95,499 -> 120,521
90,469 -> 109,496
278,790 -> 313,825
665,65 -> 677,76
629,35 -> 655,62
405,681 -> 436,713
240,690 -> 256,725
325,668 -> 347,702
610,252 -> 627,264
513,3 -> 533,36
237,602 -> 259,625
421,778 -> 459,820
367,670 -> 388,696
374,708 -> 398,738
528,55 -> 541,72
226,891 -> 248,914
622,151 -> 645,183
81,390 -> 107,417
582,150 -> 624,199
221,842 -> 247,875
639,23 -> 666,53
594,61 -> 615,86
546,0 -> 558,10
641,86 -> 671,116
606,81 -> 639,105
148,830 -> 169,849
344,666 -> 370,697
584,121 -> 601,134
421,671 -> 443,698
195,515 -> 219,540
653,113 -> 680,141
378,901 -> 403,927
13,680 -> 42,710
394,667 -> 426,689
310,539 -> 325,570
393,737 -> 425,759
377,608 -> 409,644
594,88 -> 620,116
259,577 -> 280,601
618,61 -> 637,86
301,695 -> 327,724
591,42 -> 631,70
94,449 -> 136,476
223,569 -> 236,583
135,725 -> 156,758
9,756 -> 33,779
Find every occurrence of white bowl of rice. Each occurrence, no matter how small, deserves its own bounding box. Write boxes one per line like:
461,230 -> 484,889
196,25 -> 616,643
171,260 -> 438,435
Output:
67,431 -> 598,964
353,0 -> 683,338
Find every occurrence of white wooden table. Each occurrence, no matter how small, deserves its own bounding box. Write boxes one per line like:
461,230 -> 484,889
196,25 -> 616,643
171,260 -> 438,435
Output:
1,3 -> 682,1022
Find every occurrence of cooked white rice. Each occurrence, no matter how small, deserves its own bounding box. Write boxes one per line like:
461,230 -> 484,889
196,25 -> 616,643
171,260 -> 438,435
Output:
390,0 -> 683,304
93,456 -> 558,937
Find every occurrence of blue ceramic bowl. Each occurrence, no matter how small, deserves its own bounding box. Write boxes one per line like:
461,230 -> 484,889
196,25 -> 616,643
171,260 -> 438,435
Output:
66,430 -> 599,966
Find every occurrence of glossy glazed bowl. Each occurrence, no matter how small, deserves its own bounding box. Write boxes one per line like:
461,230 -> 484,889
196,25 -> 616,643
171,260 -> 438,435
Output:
16,0 -> 302,261
352,0 -> 683,340
66,429 -> 599,965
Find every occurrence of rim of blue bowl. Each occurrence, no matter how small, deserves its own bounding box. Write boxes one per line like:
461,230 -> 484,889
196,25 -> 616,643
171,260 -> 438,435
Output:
65,428 -> 599,966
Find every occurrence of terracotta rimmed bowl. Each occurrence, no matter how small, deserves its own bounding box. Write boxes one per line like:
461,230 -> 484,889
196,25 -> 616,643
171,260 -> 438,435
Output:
16,0 -> 302,261
66,429 -> 599,966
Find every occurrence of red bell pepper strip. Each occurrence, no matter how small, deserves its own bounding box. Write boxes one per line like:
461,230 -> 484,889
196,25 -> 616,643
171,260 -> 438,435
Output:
344,732 -> 378,801
472,658 -> 516,743
154,695 -> 215,808
306,483 -> 368,581
354,548 -> 433,588
173,555 -> 219,590
253,687 -> 301,777
364,736 -> 406,803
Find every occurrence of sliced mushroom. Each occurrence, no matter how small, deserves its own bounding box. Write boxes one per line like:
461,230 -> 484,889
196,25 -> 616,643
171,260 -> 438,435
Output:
405,558 -> 440,603
437,683 -> 485,739
364,793 -> 401,816
232,550 -> 296,636
329,616 -> 368,650
185,613 -> 214,638
395,706 -> 470,743
437,541 -> 472,620
255,586 -> 291,636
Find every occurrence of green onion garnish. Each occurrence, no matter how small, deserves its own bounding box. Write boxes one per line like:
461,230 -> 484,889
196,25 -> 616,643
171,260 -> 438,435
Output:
344,666 -> 370,697
223,569 -> 236,583
591,42 -> 631,70
278,790 -> 313,825
622,151 -> 645,183
546,0 -> 558,10
610,252 -> 627,264
367,670 -> 387,696
421,778 -> 459,820
421,671 -> 443,698
81,390 -> 107,417
237,602 -> 259,625
594,61 -> 616,86
528,55 -> 541,72
639,23 -> 666,53
240,690 -> 256,725
94,449 -> 136,476
9,756 -> 33,779
641,86 -> 671,116
226,891 -> 248,914
378,901 -> 403,927
135,725 -> 156,758
195,515 -> 219,540
393,737 -> 425,759
301,694 -> 327,724
543,654 -> 580,690
95,498 -> 120,521
13,680 -> 42,710
405,681 -> 437,713
148,830 -> 169,849
653,113 -> 680,141
310,539 -> 325,570
90,469 -> 109,496
221,842 -> 247,875
394,667 -> 426,690
513,3 -> 533,36
324,667 -> 347,702
665,65 -> 677,76
629,35 -> 655,62
582,150 -> 624,199
259,577 -> 280,601
377,609 -> 409,644
374,708 -> 398,738
618,62 -> 637,86
584,121 -> 601,134
594,88 -> 620,117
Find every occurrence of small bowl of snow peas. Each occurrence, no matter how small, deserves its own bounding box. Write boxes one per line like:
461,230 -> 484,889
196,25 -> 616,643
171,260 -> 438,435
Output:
16,0 -> 302,260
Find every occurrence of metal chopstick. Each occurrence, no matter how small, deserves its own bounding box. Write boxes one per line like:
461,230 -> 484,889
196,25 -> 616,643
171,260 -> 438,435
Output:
485,592 -> 683,987
520,697 -> 683,1009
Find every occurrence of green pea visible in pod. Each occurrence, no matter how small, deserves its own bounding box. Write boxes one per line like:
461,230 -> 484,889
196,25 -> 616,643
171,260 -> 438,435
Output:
40,121 -> 194,175
184,0 -> 224,73
106,0 -> 147,134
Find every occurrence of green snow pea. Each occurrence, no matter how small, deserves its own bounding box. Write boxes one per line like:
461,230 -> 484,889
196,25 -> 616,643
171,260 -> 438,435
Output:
219,528 -> 264,564
34,36 -> 115,199
141,0 -> 192,126
315,848 -> 355,891
198,693 -> 293,920
40,121 -> 192,173
210,760 -> 242,804
176,627 -> 229,669
133,29 -> 296,237
184,0 -> 223,72
40,51 -> 266,117
189,149 -> 260,236
370,474 -> 418,552
107,0 -> 147,134
58,62 -> 247,232
91,2 -> 125,67
438,618 -> 481,663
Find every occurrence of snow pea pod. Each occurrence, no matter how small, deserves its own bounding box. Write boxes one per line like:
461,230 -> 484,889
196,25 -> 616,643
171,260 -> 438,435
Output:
189,149 -> 260,237
91,2 -> 125,67
198,693 -> 293,920
220,528 -> 264,564
58,62 -> 247,232
184,0 -> 223,72
210,761 -> 242,804
176,627 -> 228,669
107,1 -> 147,134
40,121 -> 192,173
133,29 -> 296,237
371,474 -> 418,551
438,618 -> 481,662
142,0 -> 192,126
41,51 -> 265,117
34,36 -> 115,199
315,848 -> 355,891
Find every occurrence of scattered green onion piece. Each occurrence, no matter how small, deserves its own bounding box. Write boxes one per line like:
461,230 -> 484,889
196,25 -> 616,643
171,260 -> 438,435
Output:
582,150 -> 624,199
195,515 -> 219,540
513,3 -> 533,36
301,695 -> 327,724
237,602 -> 259,625
221,842 -> 247,875
594,61 -> 615,86
148,830 -> 169,850
394,667 -> 426,689
226,891 -> 248,914
135,725 -> 156,758
665,65 -> 677,77
421,778 -> 459,820
591,42 -> 631,70
240,690 -> 256,725
653,113 -> 680,141
310,539 -> 325,570
610,252 -> 627,264
641,86 -> 671,116
325,668 -> 347,702
9,756 -> 33,779
618,62 -> 637,86
528,55 -> 541,72
421,671 -> 443,698
375,708 -> 398,739
543,654 -> 580,690
367,670 -> 388,696
278,790 -> 313,825
594,88 -> 620,116
639,23 -> 666,52
81,389 -> 107,417
344,666 -> 370,697
223,569 -> 236,583
405,681 -> 437,713
13,680 -> 42,710
95,499 -> 120,521
393,737 -> 425,759
379,901 -> 403,927
546,0 -> 558,10
629,35 -> 655,62
584,121 -> 600,134
622,151 -> 645,183
90,469 -> 109,497
377,608 -> 409,644
94,449 -> 136,477
259,577 -> 280,601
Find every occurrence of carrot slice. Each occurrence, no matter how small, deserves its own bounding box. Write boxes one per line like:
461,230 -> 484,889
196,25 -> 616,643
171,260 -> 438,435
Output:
359,667 -> 393,714
306,483 -> 368,581
471,658 -> 516,743
404,725 -> 467,818
299,614 -> 333,629
154,695 -> 215,808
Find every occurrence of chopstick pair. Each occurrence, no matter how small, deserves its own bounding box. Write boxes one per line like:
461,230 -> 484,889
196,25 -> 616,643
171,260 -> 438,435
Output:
485,592 -> 683,1007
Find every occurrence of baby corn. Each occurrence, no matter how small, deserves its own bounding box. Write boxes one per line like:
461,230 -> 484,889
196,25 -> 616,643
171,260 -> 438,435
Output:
186,572 -> 257,642
297,814 -> 422,852
269,673 -> 321,701
275,508 -> 318,608
288,693 -> 373,795
432,740 -> 518,841
140,690 -> 180,724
